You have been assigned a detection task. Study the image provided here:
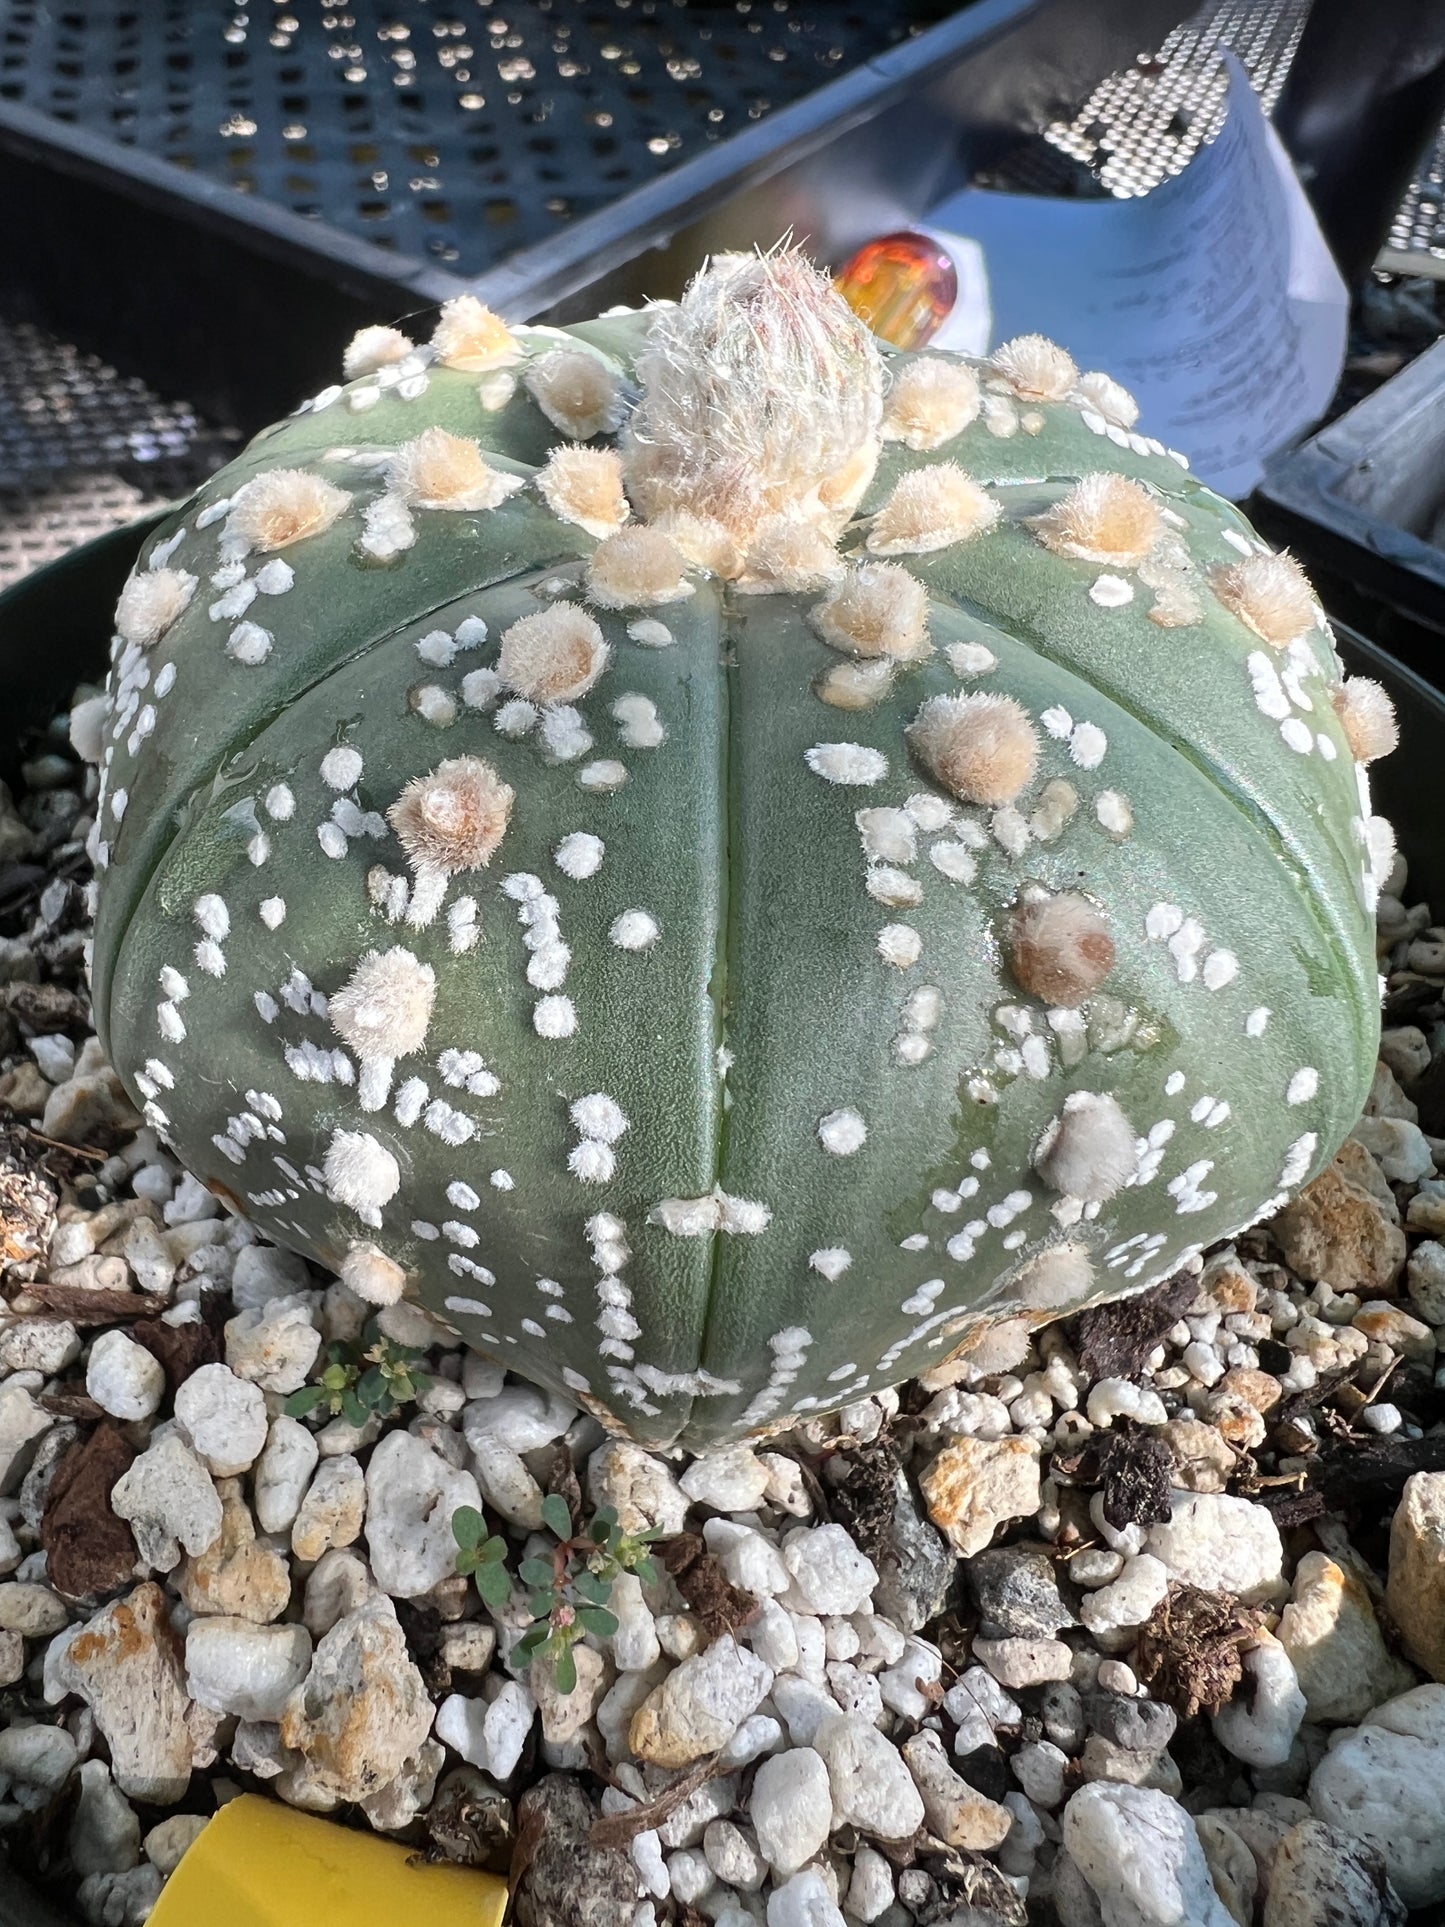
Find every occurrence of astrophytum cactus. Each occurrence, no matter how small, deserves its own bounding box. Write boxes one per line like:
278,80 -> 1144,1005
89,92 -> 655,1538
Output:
88,252 -> 1395,1448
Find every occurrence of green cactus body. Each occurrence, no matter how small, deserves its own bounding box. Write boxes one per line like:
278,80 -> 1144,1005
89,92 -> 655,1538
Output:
91,267 -> 1386,1448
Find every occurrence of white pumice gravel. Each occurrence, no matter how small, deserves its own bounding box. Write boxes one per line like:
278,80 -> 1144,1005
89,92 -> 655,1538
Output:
4,745 -> 1445,1925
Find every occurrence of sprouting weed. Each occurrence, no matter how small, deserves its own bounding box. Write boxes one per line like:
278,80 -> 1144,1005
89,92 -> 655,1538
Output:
450,1493 -> 665,1692
284,1316 -> 430,1426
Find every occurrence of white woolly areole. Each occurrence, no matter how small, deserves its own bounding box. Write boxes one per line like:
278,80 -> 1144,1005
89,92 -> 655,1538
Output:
991,333 -> 1078,401
387,427 -> 524,511
328,946 -> 436,1062
809,562 -> 930,660
624,247 -> 883,542
525,348 -> 625,441
736,515 -> 845,595
866,463 -> 1000,555
227,468 -> 351,553
568,1139 -> 616,1184
818,1107 -> 868,1156
908,691 -> 1040,807
535,445 -> 630,539
340,1241 -> 408,1305
498,603 -> 609,704
1030,472 -> 1161,568
1034,1090 -> 1138,1202
324,1129 -> 401,1222
805,742 -> 888,786
1212,551 -> 1317,649
533,995 -> 578,1038
877,923 -> 922,968
321,745 -> 363,791
1075,370 -> 1139,428
883,357 -> 981,450
389,756 -> 514,878
115,568 -> 196,648
1009,1242 -> 1095,1310
343,325 -> 413,379
1331,678 -> 1399,764
429,294 -> 518,371
586,526 -> 693,609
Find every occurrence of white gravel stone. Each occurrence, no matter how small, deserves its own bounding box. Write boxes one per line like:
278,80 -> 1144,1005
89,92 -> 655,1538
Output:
974,1636 -> 1073,1687
1079,1555 -> 1172,1645
609,1570 -> 662,1672
224,1296 -> 322,1394
1212,1634 -> 1306,1767
631,1827 -> 669,1899
749,1596 -> 800,1673
1014,1739 -> 1070,1808
587,1441 -> 690,1535
1309,1682 -> 1445,1906
291,1454 -> 366,1563
434,1679 -> 535,1780
463,1383 -> 575,1452
364,1430 -> 482,1598
766,1869 -> 846,1927
667,1847 -> 713,1906
903,1727 -> 1013,1849
750,1746 -> 832,1876
0,1721 -> 79,1796
846,1844 -> 896,1923
1144,1493 -> 1286,1604
679,1446 -> 769,1512
185,1616 -> 313,1721
0,1318 -> 80,1375
468,1435 -> 544,1532
704,1819 -> 766,1891
703,1518 -> 791,1595
630,1636 -> 773,1768
944,1666 -> 1023,1754
230,1242 -> 312,1310
68,1760 -> 141,1878
110,1434 -> 223,1571
781,1525 -> 878,1616
720,1712 -> 784,1769
302,1548 -> 373,1637
878,1636 -> 944,1720
173,1363 -> 269,1475
77,1866 -> 164,1927
46,1583 -> 193,1802
771,1675 -> 837,1747
814,1711 -> 926,1839
253,1416 -> 319,1535
1063,1781 -> 1235,1927
144,1814 -> 208,1876
85,1330 -> 165,1422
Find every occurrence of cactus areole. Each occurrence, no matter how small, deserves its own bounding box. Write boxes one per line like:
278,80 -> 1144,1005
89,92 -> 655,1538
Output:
91,253 -> 1393,1448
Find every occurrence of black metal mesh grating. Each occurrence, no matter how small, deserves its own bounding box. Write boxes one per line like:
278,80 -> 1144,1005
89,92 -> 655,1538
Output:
1384,117 -> 1445,277
0,0 -> 951,278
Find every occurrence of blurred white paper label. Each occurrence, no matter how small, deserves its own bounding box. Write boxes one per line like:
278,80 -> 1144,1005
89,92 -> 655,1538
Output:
924,57 -> 1347,497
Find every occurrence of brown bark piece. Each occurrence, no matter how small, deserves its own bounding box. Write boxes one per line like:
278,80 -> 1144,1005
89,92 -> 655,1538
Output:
40,1422 -> 139,1599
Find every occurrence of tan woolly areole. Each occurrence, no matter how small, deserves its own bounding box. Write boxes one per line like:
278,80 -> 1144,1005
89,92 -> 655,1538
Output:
866,463 -> 1000,556
329,946 -> 437,1062
908,692 -> 1040,806
343,325 -> 413,380
1033,1090 -> 1138,1202
1007,889 -> 1116,1007
991,333 -> 1078,402
883,357 -> 981,450
647,510 -> 743,580
817,658 -> 894,710
498,604 -> 610,704
1030,472 -> 1161,568
624,248 -> 884,543
1331,677 -> 1399,764
429,294 -> 518,371
388,427 -> 523,512
1009,1242 -> 1096,1311
227,469 -> 351,553
809,563 -> 930,661
736,516 -> 845,595
1076,370 -> 1139,428
587,526 -> 693,608
525,348 -> 625,441
1212,551 -> 1317,649
536,446 -> 630,539
115,567 -> 196,648
340,1242 -> 408,1308
389,756 -> 514,875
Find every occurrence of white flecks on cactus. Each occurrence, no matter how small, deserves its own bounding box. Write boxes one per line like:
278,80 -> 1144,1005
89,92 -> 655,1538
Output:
359,494 -> 416,560
991,333 -> 1078,401
554,832 -> 605,879
627,617 -> 673,648
1076,368 -> 1139,426
908,693 -> 1039,807
810,563 -> 929,661
805,743 -> 888,786
227,468 -> 350,553
610,910 -> 660,952
577,758 -> 628,792
227,622 -> 273,666
260,897 -> 286,930
533,995 -> 578,1039
342,324 -> 412,378
882,356 -> 981,449
810,1247 -> 852,1280
1089,574 -> 1134,609
535,445 -> 630,538
586,526 -> 694,609
866,464 -> 1000,556
876,923 -> 922,968
264,784 -> 295,821
340,1240 -> 408,1306
1287,1067 -> 1320,1106
817,1106 -> 868,1158
320,746 -> 363,791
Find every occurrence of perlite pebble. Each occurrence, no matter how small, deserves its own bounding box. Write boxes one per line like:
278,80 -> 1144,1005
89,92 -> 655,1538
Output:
252,1416 -> 319,1535
185,1617 -> 313,1721
766,1869 -> 846,1927
173,1364 -> 268,1476
1211,1635 -> 1306,1767
85,1329 -> 165,1422
1063,1782 -> 1236,1927
1144,1492 -> 1286,1603
750,1747 -> 832,1877
679,1445 -> 770,1512
814,1712 -> 925,1839
781,1525 -> 878,1616
363,1430 -> 482,1598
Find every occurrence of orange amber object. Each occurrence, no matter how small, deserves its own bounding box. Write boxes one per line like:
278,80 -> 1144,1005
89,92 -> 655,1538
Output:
834,231 -> 958,350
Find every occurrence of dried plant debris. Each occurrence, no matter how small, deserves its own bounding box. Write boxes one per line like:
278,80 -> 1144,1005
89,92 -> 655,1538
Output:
661,1531 -> 760,1643
1070,1269 -> 1199,1379
39,1422 -> 139,1600
1134,1584 -> 1266,1718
